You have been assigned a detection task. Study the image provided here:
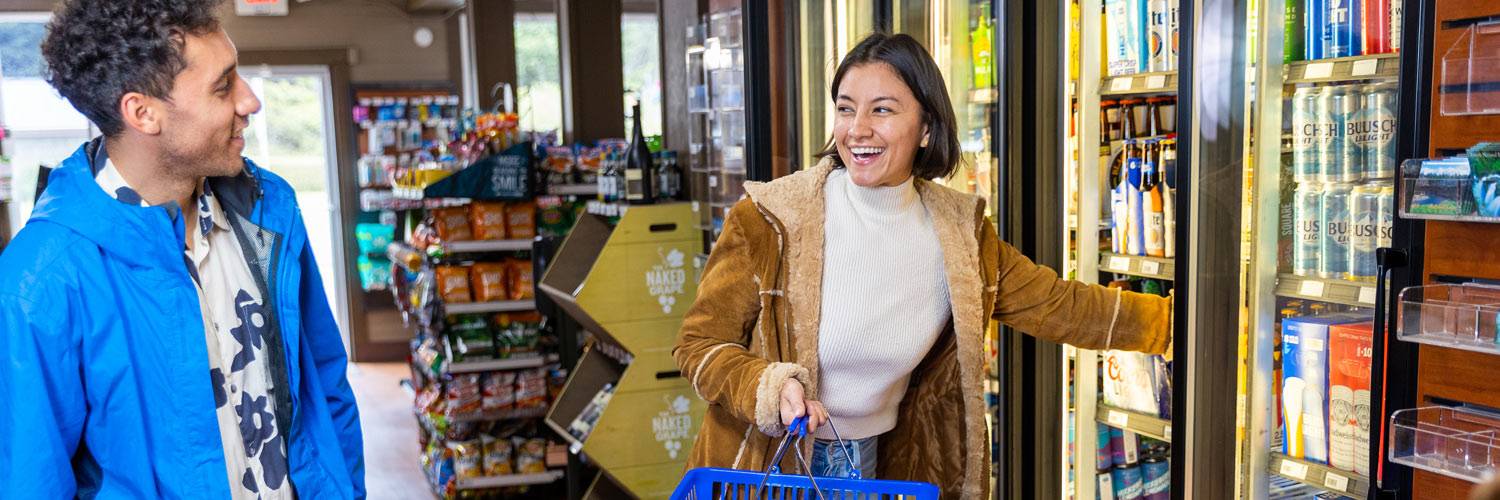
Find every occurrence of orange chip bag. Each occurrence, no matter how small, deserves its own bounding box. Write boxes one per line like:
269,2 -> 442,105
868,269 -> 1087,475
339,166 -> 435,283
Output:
507,259 -> 534,301
435,265 -> 473,304
433,207 -> 473,242
504,202 -> 537,240
469,202 -> 508,240
469,262 -> 509,302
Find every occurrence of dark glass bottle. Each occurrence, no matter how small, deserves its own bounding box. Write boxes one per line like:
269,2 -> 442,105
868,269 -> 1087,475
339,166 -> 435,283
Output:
624,101 -> 655,204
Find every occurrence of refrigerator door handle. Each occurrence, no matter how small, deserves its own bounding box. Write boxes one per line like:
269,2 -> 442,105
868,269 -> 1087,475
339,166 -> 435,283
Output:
1372,246 -> 1409,494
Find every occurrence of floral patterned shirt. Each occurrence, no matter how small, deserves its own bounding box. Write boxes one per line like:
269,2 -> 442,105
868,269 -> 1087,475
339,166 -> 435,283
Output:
95,159 -> 291,499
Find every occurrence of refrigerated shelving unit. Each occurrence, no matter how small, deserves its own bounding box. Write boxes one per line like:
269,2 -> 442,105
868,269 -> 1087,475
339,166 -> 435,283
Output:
1239,1 -> 1406,498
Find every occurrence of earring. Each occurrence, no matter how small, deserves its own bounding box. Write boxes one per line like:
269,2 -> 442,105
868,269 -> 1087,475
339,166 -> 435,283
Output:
920,136 -> 929,148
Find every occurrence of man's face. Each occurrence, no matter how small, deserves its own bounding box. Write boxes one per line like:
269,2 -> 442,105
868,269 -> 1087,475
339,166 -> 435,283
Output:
158,29 -> 261,178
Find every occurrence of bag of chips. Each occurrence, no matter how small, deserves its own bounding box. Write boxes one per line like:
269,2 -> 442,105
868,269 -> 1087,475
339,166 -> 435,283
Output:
515,368 -> 548,409
482,371 -> 516,411
482,434 -> 514,476
536,196 -> 577,237
432,207 -> 474,242
504,202 -> 537,240
445,373 -> 484,415
514,437 -> 548,474
469,262 -> 509,302
506,259 -> 534,301
448,439 -> 484,479
468,202 -> 508,240
435,265 -> 473,304
446,315 -> 494,362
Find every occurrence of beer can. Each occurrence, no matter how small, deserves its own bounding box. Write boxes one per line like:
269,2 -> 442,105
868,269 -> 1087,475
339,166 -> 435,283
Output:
1326,0 -> 1363,58
1112,464 -> 1144,500
1319,86 -> 1359,183
1306,0 -> 1328,59
1141,457 -> 1170,500
1361,82 -> 1398,179
1148,0 -> 1171,72
1320,183 -> 1354,280
1294,183 -> 1325,276
1286,0 -> 1306,62
1336,85 -> 1363,183
1292,87 -> 1322,182
1378,185 -> 1394,248
1097,423 -> 1116,471
1362,0 -> 1392,54
1349,184 -> 1381,282
1390,2 -> 1402,52
1110,426 -> 1128,467
1167,2 -> 1180,71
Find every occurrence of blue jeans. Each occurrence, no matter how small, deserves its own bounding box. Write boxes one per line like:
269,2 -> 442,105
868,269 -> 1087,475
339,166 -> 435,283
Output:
810,436 -> 878,479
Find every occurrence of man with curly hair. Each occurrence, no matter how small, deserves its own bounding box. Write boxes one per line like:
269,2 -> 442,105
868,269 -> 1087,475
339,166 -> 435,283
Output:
0,0 -> 364,498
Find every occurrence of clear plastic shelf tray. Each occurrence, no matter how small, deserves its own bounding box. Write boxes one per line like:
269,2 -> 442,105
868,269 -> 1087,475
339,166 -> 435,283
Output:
1397,283 -> 1500,354
1440,20 -> 1500,116
1389,406 -> 1500,483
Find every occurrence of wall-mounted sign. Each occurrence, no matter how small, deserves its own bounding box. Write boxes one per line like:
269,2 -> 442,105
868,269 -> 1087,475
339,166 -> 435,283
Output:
235,0 -> 288,16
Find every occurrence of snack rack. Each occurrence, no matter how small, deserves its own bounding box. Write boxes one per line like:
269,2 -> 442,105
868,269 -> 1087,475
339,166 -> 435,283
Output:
381,111 -> 581,499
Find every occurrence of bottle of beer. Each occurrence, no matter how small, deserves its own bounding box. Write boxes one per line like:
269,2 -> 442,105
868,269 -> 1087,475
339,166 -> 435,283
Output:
656,151 -> 683,201
624,99 -> 656,204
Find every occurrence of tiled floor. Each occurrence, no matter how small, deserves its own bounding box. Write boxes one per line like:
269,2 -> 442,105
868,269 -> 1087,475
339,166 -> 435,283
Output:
348,362 -> 431,499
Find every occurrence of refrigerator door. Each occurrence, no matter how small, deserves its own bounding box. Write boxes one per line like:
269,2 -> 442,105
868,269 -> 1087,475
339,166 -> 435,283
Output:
1238,1 -> 1403,498
795,1 -> 879,169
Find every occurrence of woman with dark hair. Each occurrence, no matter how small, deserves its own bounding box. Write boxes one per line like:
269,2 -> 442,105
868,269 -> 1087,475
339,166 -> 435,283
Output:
674,33 -> 1172,498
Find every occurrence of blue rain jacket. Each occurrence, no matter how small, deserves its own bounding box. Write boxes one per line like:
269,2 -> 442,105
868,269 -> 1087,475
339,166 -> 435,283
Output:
0,139 -> 364,498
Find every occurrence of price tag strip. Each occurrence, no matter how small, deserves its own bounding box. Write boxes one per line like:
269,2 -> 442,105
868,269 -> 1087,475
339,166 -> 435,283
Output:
1350,58 -> 1380,77
1109,256 -> 1131,273
1146,75 -> 1167,89
1279,458 -> 1310,480
1359,287 -> 1377,306
1324,471 -> 1350,492
1110,77 -> 1134,92
1304,62 -> 1335,80
1299,279 -> 1327,298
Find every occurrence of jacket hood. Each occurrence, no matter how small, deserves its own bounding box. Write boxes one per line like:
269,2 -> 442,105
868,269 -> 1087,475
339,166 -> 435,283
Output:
30,138 -> 281,271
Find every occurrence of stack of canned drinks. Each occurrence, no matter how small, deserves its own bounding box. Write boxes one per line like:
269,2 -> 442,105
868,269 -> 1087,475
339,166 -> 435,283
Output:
1094,424 -> 1169,500
1290,82 -> 1397,282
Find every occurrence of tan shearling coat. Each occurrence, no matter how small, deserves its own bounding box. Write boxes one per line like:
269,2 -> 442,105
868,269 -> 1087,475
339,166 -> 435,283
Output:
673,160 -> 1172,499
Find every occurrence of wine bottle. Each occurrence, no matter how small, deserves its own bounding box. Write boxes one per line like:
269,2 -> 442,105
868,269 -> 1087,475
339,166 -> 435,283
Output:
624,101 -> 655,204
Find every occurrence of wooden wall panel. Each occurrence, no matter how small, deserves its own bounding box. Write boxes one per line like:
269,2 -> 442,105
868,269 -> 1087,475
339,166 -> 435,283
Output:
1412,2 -> 1500,498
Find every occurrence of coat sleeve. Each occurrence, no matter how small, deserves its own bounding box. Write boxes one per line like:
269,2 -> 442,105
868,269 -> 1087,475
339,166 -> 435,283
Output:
0,289 -> 85,499
984,222 -> 1172,354
297,225 -> 365,497
674,201 -> 811,436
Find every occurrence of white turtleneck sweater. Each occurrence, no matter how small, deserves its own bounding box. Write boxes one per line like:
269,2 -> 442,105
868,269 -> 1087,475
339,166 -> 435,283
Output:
815,169 -> 952,440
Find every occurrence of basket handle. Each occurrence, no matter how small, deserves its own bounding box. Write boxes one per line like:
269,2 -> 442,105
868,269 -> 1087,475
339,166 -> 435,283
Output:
756,416 -> 830,500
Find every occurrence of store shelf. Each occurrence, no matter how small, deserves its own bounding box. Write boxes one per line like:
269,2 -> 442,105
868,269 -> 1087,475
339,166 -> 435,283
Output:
1285,53 -> 1400,85
1098,252 -> 1175,281
1275,274 -> 1378,308
441,239 -> 533,253
445,405 -> 549,423
1389,406 -> 1500,484
1400,211 -> 1500,224
453,470 -> 565,490
549,183 -> 599,196
1100,71 -> 1178,96
447,354 -> 551,374
1096,403 -> 1171,443
445,299 -> 535,315
1268,453 -> 1370,497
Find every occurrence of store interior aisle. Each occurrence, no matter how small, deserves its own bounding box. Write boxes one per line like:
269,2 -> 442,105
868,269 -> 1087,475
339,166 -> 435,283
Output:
348,362 -> 429,499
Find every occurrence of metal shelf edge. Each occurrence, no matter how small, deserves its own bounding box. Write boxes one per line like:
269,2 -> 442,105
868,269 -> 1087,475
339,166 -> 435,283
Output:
1267,453 -> 1370,497
453,470 -> 565,489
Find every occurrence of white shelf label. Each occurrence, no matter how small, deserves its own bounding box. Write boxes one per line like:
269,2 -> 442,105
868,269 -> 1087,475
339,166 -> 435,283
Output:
1304,62 -> 1335,80
1162,424 -> 1171,436
1351,58 -> 1380,76
1146,75 -> 1167,89
1109,256 -> 1131,272
1107,410 -> 1129,427
1299,280 -> 1327,297
1141,261 -> 1162,275
1279,459 -> 1310,480
1324,472 -> 1350,491
1111,77 -> 1134,92
1359,287 -> 1377,305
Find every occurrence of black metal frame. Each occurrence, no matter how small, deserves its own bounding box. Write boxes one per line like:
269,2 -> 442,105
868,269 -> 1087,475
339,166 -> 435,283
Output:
1370,0 -> 1435,498
742,0 -> 774,182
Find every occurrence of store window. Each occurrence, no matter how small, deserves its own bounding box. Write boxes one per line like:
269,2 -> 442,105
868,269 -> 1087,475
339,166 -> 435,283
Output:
0,13 -> 96,235
621,5 -> 661,136
515,10 -> 563,134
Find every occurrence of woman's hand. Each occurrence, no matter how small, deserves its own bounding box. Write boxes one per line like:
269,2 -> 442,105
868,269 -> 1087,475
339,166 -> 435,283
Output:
779,379 -> 829,433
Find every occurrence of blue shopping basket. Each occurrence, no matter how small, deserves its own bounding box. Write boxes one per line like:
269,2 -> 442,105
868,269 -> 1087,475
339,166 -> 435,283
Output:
670,416 -> 939,500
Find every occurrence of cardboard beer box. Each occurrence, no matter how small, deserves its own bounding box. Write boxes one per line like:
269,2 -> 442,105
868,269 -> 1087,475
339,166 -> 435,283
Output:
1280,313 -> 1369,463
1328,321 -> 1374,475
